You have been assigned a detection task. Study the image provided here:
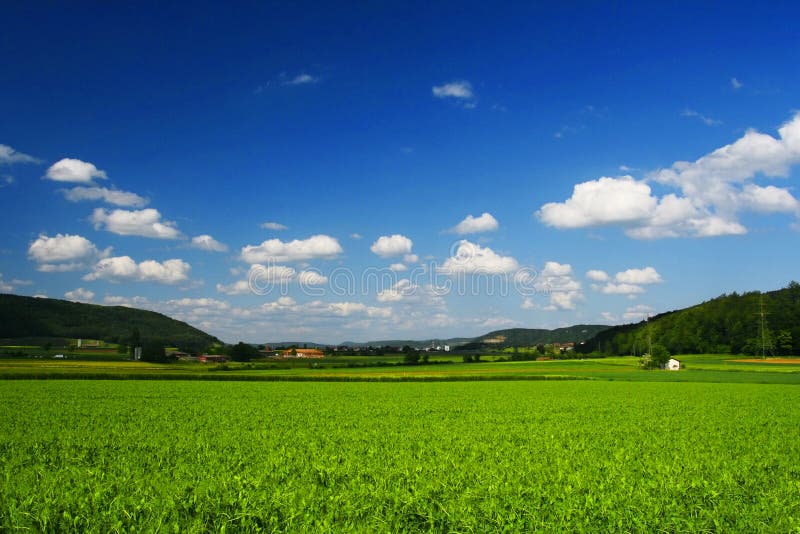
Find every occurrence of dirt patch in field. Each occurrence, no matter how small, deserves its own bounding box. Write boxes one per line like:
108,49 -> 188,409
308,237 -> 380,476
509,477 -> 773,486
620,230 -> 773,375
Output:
732,358 -> 800,364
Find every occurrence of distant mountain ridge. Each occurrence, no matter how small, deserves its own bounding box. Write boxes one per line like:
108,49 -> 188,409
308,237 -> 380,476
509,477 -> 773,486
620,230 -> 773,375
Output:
0,294 -> 219,351
267,326 -> 609,349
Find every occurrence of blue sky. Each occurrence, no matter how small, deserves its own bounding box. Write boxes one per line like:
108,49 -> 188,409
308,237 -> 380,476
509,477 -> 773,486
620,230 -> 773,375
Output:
2,2 -> 799,343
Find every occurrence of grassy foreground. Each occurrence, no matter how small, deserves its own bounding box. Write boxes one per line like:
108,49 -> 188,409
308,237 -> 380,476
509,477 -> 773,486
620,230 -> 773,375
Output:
2,379 -> 799,532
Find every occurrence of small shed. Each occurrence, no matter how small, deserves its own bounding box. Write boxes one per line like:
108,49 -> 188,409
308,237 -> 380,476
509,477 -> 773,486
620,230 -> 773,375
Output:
662,358 -> 681,371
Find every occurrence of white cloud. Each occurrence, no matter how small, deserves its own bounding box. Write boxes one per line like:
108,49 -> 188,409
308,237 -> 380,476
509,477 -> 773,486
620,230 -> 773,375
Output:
614,267 -> 663,285
403,254 -> 419,264
681,108 -> 722,126
479,317 -> 520,329
601,311 -> 617,322
261,222 -> 288,231
45,158 -> 107,183
349,233 -> 363,240
241,234 -> 342,263
164,297 -> 230,311
370,234 -> 413,258
64,288 -> 95,303
389,263 -> 407,272
0,144 -> 41,165
623,304 -> 655,321
521,297 -> 536,310
84,256 -> 190,284
63,186 -> 148,207
738,184 -> 800,213
298,270 -> 328,286
0,275 -> 13,292
538,111 -> 800,239
535,261 -> 583,311
28,233 -> 107,272
538,176 -> 657,229
731,77 -> 743,90
282,73 -> 318,86
586,269 -> 610,282
216,280 -> 252,296
440,240 -> 519,274
258,297 -> 392,320
191,235 -> 228,252
450,212 -> 499,234
91,208 -> 181,239
432,80 -> 474,100
597,282 -> 646,295
591,267 -> 663,296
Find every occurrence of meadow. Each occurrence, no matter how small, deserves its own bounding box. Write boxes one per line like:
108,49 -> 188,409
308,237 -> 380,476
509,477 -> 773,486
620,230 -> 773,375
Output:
2,379 -> 799,532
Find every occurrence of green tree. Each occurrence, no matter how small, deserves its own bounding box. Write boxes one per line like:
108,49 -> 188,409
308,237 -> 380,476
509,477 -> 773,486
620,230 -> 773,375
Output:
776,330 -> 793,356
404,351 -> 421,364
641,344 -> 670,369
229,342 -> 257,362
141,340 -> 168,362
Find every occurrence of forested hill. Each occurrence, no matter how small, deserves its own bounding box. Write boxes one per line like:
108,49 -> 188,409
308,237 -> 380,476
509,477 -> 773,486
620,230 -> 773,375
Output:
578,282 -> 800,356
0,294 -> 219,351
458,325 -> 610,350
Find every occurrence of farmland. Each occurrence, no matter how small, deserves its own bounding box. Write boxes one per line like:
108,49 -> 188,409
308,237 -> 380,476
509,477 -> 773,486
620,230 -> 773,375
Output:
2,379 -> 800,532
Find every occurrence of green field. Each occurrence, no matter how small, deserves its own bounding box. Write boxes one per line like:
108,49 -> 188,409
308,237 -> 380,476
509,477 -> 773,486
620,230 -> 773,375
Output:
1,354 -> 800,384
2,379 -> 800,532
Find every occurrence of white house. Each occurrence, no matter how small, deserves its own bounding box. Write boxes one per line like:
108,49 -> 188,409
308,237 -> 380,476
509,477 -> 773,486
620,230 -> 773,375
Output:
662,358 -> 681,371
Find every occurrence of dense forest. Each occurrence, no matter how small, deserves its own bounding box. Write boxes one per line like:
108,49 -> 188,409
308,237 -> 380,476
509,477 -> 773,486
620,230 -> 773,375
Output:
578,282 -> 800,356
0,294 -> 219,352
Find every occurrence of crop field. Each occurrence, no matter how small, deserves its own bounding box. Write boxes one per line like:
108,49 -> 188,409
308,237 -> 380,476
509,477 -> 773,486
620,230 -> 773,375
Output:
1,354 -> 800,385
2,380 -> 799,532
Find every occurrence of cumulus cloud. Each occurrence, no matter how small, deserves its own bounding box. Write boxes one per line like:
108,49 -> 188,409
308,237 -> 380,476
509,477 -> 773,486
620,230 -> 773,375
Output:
258,297 -> 392,319
261,221 -> 288,231
432,80 -> 474,100
440,240 -> 519,274
534,261 -> 583,311
591,266 -> 663,296
538,176 -> 657,229
216,280 -> 252,296
376,279 -> 444,308
298,270 -> 328,286
403,254 -> 419,264
190,235 -> 228,252
537,112 -> 800,239
84,256 -> 190,284
598,282 -> 646,295
28,233 -> 108,272
45,158 -> 107,183
370,234 -> 413,258
63,186 -> 148,207
91,208 -> 181,239
219,264 -> 328,295
241,235 -> 342,263
389,263 -> 407,272
586,269 -> 610,282
0,144 -> 41,165
450,212 -> 499,234
64,288 -> 95,303
615,267 -> 663,285
623,304 -> 655,321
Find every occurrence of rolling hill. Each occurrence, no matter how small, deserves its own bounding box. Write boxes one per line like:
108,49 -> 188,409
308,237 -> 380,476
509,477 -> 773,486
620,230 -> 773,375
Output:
0,294 -> 219,351
577,282 -> 800,356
